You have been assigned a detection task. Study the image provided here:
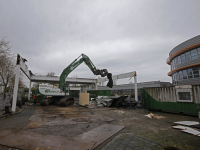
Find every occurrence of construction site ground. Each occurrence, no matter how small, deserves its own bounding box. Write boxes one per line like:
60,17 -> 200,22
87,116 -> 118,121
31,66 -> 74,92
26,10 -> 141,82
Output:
0,100 -> 199,150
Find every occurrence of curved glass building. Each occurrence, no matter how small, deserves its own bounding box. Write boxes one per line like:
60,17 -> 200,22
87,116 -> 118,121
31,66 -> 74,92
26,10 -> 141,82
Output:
167,35 -> 200,85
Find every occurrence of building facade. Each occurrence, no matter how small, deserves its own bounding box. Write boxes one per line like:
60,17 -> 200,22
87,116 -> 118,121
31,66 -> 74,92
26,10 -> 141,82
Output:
167,35 -> 200,85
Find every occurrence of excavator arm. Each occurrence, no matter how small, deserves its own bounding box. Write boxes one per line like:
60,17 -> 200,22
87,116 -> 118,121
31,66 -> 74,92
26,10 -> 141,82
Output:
59,54 -> 113,93
81,54 -> 108,77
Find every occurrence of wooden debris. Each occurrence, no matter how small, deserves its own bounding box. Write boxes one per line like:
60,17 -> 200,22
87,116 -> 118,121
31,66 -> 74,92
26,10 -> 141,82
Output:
145,113 -> 166,119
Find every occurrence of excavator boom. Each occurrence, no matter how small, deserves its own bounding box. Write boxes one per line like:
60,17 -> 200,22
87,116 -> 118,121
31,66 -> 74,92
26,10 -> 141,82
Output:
59,54 -> 113,93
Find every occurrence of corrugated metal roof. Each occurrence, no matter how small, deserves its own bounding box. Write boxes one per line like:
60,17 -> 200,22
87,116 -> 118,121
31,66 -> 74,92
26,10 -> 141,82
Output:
87,81 -> 172,91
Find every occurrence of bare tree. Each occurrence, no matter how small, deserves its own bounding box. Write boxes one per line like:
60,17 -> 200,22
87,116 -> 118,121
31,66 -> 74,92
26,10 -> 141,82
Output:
46,71 -> 55,76
31,82 -> 38,90
46,71 -> 56,86
0,38 -> 15,93
0,37 -> 11,55
0,56 -> 15,92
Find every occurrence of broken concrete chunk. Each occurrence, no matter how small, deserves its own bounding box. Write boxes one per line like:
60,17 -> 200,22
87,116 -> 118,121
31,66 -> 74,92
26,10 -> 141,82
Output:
89,95 -> 141,109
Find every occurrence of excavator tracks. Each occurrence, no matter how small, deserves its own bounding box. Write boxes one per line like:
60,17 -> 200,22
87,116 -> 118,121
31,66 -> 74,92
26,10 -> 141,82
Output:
59,97 -> 74,106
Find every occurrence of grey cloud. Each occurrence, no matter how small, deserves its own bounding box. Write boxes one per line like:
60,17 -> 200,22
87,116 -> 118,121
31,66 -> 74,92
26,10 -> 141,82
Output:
0,0 -> 200,86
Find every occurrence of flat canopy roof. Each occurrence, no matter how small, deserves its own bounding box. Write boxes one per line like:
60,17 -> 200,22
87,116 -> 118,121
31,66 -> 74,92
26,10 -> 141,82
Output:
18,54 -> 136,85
30,71 -> 136,85
30,75 -> 97,84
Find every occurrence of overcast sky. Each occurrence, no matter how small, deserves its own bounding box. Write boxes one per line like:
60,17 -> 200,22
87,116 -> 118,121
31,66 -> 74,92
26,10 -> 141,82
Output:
0,0 -> 200,86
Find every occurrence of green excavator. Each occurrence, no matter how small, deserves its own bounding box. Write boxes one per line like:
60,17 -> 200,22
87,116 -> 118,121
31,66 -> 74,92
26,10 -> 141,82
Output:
58,54 -> 113,105
59,53 -> 113,93
38,54 -> 113,106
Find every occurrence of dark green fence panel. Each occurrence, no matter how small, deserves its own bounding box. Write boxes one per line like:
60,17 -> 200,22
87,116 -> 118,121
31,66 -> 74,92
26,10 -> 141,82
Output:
141,88 -> 200,116
88,90 -> 111,99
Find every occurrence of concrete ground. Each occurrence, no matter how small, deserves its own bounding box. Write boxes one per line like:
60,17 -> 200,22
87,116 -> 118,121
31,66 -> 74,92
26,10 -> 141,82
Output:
0,102 -> 199,150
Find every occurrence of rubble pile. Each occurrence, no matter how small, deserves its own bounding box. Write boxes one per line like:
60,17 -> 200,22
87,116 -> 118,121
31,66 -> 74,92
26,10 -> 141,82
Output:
88,95 -> 141,109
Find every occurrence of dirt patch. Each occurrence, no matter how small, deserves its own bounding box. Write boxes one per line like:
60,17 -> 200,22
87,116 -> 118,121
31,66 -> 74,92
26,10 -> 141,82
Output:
27,121 -> 48,129
1,104 -> 199,150
92,108 -> 200,150
28,106 -> 114,129
30,106 -> 200,150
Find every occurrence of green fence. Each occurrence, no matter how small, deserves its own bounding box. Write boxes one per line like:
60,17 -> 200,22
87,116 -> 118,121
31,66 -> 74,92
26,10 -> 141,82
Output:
141,87 -> 200,116
87,90 -> 111,99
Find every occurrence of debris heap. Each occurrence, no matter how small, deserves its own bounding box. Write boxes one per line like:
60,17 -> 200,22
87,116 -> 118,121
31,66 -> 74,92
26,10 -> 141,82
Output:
88,95 -> 141,109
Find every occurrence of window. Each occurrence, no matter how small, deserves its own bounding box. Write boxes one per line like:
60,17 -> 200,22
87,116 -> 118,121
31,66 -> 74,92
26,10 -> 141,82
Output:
182,70 -> 187,79
181,54 -> 185,63
173,73 -> 178,85
197,48 -> 200,58
174,57 -> 178,68
171,59 -> 176,70
185,51 -> 190,61
174,73 -> 177,81
173,59 -> 175,69
171,59 -> 174,70
191,49 -> 198,60
177,56 -> 181,64
178,71 -> 183,80
178,92 -> 191,100
176,85 -> 193,102
187,68 -> 193,78
193,67 -> 199,78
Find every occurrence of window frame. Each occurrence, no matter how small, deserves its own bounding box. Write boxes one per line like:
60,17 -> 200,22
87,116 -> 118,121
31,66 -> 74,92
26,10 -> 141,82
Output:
177,56 -> 181,64
178,71 -> 183,80
191,49 -> 198,60
181,53 -> 185,63
185,51 -> 191,61
175,85 -> 193,103
182,70 -> 187,79
192,67 -> 200,78
187,68 -> 193,79
197,48 -> 200,58
171,59 -> 174,70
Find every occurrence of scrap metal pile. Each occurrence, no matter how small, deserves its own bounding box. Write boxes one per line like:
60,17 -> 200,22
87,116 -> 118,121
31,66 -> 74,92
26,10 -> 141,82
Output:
88,95 -> 141,109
